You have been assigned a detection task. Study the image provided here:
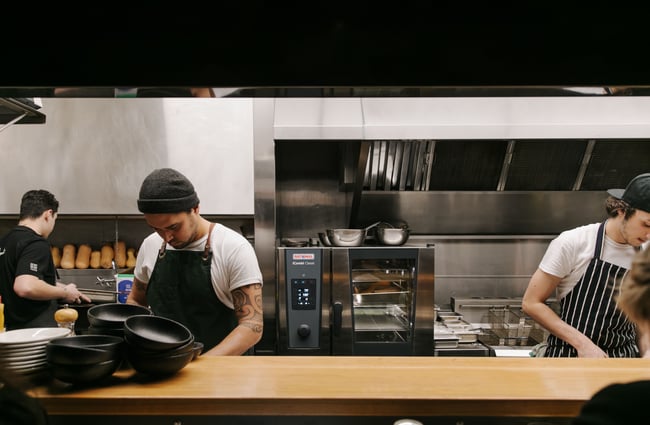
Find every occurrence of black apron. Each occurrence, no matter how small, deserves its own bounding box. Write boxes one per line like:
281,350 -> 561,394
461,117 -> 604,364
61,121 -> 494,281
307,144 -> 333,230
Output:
146,224 -> 238,352
9,300 -> 58,330
545,221 -> 639,357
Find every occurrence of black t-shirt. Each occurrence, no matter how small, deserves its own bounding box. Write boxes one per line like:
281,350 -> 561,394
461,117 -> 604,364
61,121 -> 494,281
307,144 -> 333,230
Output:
0,226 -> 57,329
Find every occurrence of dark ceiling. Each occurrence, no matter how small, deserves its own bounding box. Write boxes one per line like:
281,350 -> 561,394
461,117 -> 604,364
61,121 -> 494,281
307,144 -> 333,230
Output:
4,4 -> 650,89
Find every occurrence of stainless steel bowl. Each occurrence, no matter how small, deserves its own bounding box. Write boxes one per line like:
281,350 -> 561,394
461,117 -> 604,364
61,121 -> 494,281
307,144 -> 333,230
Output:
326,229 -> 366,247
375,227 -> 410,246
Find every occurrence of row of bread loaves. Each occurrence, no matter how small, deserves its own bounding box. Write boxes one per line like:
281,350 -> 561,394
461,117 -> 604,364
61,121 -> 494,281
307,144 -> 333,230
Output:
51,241 -> 137,269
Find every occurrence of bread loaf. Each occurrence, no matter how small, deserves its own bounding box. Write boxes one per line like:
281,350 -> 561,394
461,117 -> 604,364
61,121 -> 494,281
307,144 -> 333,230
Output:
60,244 -> 76,269
51,246 -> 61,268
126,247 -> 137,268
89,250 -> 101,269
100,244 -> 114,269
114,240 -> 127,268
75,244 -> 92,269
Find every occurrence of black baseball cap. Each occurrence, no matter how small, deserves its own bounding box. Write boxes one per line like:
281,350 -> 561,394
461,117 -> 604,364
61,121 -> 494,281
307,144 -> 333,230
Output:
607,173 -> 650,213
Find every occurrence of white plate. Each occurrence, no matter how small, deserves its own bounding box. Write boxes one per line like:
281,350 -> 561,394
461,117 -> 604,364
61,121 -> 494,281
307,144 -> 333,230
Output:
1,351 -> 47,362
11,364 -> 48,375
0,327 -> 70,345
2,359 -> 47,370
0,346 -> 47,358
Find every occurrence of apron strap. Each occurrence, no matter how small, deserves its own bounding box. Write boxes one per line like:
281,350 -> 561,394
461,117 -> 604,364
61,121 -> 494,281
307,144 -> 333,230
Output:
594,221 -> 606,260
202,223 -> 215,261
158,238 -> 167,259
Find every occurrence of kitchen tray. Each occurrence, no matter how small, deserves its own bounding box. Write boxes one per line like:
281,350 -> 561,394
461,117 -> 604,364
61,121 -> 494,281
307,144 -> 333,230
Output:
353,307 -> 409,331
353,291 -> 409,307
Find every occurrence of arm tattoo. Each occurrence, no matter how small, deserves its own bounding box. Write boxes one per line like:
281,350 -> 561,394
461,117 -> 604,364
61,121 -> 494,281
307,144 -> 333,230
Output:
232,283 -> 263,334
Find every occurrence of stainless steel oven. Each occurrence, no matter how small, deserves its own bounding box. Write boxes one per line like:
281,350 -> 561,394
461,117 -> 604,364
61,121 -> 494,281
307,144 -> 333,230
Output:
277,244 -> 435,355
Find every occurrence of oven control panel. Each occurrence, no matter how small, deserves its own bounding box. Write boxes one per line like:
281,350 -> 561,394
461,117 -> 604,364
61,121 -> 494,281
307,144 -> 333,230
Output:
285,249 -> 322,349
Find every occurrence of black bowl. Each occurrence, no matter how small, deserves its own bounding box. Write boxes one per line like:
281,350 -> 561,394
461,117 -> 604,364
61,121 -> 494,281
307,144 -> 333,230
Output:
127,348 -> 194,376
47,343 -> 116,366
86,325 -> 125,338
125,334 -> 195,359
191,342 -> 204,360
87,303 -> 152,328
49,358 -> 121,384
46,335 -> 124,365
123,315 -> 193,352
47,334 -> 124,351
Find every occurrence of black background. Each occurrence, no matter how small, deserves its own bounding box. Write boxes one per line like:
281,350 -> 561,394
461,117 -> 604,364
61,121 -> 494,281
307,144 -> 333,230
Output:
5,2 -> 650,88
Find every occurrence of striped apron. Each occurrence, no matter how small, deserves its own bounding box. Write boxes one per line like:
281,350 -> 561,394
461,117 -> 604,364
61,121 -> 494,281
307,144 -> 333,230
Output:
544,221 -> 639,358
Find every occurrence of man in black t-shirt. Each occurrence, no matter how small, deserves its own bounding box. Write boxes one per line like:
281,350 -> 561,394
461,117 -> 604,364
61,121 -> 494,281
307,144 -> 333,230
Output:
0,190 -> 89,330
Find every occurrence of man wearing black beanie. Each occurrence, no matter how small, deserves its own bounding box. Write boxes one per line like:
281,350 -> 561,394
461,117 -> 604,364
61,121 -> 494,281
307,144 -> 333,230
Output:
127,168 -> 263,355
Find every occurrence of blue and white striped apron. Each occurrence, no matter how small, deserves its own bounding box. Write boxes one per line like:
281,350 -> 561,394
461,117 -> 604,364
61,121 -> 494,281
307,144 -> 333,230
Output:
544,221 -> 639,358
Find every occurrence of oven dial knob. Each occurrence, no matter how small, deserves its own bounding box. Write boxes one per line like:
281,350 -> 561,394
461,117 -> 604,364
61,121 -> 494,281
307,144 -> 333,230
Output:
297,324 -> 311,338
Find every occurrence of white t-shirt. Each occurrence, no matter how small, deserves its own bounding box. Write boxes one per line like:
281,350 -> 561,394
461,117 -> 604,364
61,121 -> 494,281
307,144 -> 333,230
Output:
539,222 -> 646,299
134,223 -> 263,309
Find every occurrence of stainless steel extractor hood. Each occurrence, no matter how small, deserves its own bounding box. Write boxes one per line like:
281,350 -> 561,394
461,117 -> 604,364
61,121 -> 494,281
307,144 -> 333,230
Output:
0,98 -> 46,129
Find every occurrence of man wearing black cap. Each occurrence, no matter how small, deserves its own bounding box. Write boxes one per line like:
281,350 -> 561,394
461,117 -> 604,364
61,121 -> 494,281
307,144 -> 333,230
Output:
127,168 -> 263,355
522,173 -> 650,358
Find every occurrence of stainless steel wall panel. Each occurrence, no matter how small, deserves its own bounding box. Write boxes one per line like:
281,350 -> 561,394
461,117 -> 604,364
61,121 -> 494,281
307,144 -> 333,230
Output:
361,97 -> 650,140
252,99 -> 279,354
356,191 -> 607,235
0,98 -> 255,214
426,236 -> 553,308
273,98 -> 363,140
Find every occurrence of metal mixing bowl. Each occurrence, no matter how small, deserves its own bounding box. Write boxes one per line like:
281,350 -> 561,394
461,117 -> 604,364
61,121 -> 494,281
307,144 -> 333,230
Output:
375,227 -> 410,246
326,229 -> 366,247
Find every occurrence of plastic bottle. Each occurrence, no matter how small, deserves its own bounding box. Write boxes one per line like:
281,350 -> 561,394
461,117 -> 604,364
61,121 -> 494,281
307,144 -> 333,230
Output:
0,295 -> 5,332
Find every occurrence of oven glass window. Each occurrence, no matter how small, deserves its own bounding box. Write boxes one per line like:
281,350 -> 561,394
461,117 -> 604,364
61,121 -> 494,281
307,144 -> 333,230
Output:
350,258 -> 415,344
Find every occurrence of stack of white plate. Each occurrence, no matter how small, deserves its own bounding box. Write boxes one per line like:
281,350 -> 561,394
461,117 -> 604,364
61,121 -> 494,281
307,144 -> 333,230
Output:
0,327 -> 71,376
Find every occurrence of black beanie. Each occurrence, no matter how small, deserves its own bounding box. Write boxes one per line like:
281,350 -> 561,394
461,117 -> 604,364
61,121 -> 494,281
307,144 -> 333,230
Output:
137,168 -> 200,213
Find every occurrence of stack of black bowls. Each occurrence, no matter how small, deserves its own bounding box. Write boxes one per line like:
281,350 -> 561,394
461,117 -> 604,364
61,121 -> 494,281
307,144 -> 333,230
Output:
46,334 -> 124,384
86,303 -> 152,337
123,315 -> 196,376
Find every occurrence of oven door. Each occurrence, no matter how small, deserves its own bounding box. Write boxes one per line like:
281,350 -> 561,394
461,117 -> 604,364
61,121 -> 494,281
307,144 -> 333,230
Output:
331,247 -> 434,356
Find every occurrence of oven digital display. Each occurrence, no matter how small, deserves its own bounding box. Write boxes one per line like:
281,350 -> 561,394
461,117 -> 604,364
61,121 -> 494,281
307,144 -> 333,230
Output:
291,278 -> 317,310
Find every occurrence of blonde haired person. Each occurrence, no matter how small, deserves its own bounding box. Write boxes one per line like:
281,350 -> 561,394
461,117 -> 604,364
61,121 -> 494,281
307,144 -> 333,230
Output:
616,246 -> 650,357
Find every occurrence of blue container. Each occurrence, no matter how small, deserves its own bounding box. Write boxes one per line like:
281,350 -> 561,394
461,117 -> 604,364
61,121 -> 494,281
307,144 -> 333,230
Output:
117,274 -> 134,304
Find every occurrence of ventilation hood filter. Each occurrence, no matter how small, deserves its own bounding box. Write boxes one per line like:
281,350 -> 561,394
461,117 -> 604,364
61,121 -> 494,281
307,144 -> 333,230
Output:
0,97 -> 46,126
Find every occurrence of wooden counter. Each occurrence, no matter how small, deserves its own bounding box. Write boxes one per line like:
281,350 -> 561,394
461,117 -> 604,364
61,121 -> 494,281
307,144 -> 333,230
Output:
28,356 -> 650,418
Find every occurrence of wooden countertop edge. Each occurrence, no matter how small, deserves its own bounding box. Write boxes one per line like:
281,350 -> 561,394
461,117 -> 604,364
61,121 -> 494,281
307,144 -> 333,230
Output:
29,356 -> 650,418
36,398 -> 583,417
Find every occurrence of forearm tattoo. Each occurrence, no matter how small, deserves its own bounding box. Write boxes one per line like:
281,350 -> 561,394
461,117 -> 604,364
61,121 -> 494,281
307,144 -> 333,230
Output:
232,283 -> 263,333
